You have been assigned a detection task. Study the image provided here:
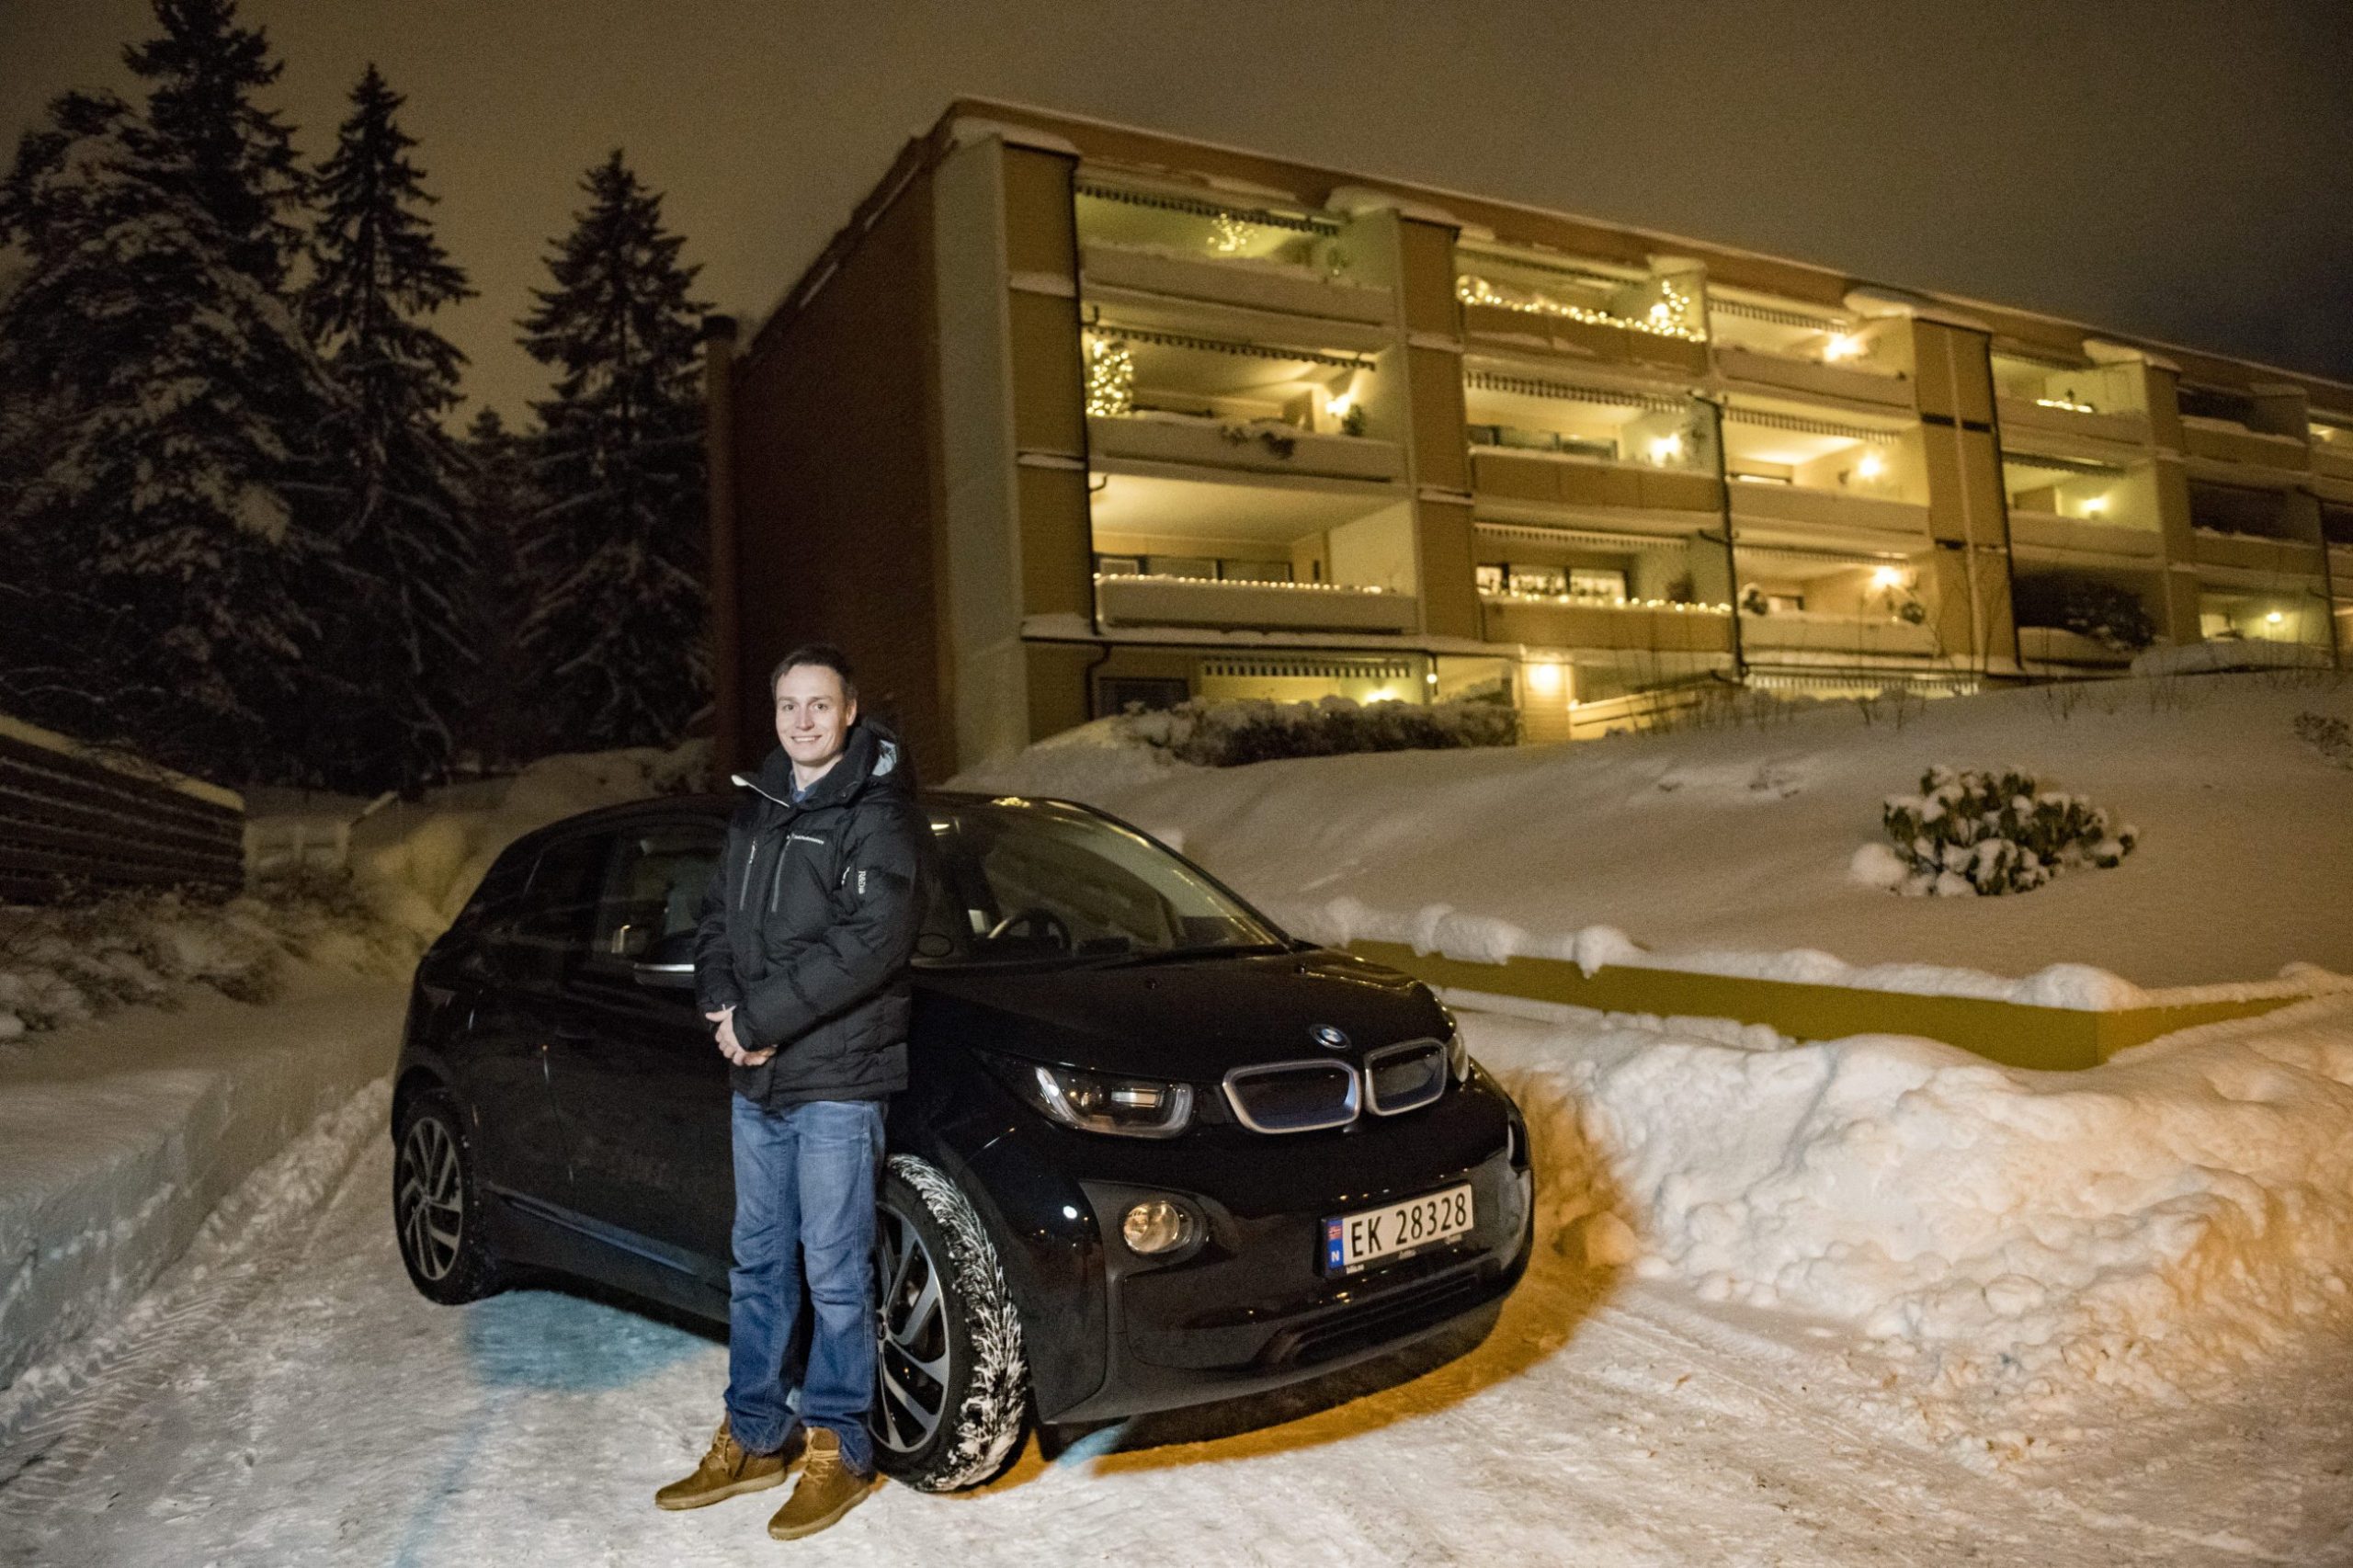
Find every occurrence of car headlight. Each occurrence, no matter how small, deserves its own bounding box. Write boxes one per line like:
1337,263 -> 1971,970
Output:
992,1055 -> 1195,1139
1440,1004 -> 1472,1084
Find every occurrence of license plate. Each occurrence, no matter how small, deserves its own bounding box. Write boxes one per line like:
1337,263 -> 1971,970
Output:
1324,1184 -> 1474,1274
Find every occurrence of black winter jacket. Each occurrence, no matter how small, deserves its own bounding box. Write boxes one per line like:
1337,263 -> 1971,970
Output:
691,722 -> 926,1108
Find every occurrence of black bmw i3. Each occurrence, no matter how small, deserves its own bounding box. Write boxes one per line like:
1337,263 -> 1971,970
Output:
391,790 -> 1533,1490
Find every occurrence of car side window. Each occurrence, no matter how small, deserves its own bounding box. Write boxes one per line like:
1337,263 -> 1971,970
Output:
498,832 -> 611,980
590,822 -> 723,968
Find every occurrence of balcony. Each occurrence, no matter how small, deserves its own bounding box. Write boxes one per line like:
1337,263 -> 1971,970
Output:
1470,446 -> 1722,516
2017,626 -> 2134,668
1739,611 -> 1941,658
1480,594 -> 1733,654
1997,395 -> 2150,447
1728,482 -> 1930,542
1989,354 -> 2150,447
1088,412 -> 1403,483
1455,257 -> 1710,376
2193,530 -> 2324,575
1713,344 -> 1914,410
2181,415 -> 2311,472
1081,243 -> 1392,328
1095,573 -> 1417,634
2006,512 -> 2162,562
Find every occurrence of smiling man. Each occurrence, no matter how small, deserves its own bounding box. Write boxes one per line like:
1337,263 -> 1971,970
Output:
658,643 -> 925,1540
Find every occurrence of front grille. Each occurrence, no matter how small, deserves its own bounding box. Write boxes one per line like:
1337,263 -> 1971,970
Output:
1223,1060 -> 1358,1134
1268,1267 -> 1495,1368
1365,1039 -> 1446,1115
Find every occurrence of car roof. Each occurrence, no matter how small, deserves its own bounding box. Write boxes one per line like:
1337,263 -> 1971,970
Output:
494,786 -> 1082,858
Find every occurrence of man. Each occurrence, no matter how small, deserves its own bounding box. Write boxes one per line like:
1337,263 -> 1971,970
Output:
656,643 -> 925,1540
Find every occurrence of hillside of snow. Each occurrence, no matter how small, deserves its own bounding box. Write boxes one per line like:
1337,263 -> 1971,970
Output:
955,671 -> 2353,990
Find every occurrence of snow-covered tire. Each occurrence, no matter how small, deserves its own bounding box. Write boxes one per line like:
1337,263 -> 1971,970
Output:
392,1088 -> 502,1306
870,1154 -> 1029,1492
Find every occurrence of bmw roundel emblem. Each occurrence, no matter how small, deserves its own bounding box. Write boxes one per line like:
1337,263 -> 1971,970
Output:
1312,1024 -> 1350,1051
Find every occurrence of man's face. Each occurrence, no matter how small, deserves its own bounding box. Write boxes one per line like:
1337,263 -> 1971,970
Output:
774,664 -> 857,770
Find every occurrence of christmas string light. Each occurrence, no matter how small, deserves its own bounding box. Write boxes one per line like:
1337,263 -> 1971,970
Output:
1456,274 -> 1709,343
1085,334 -> 1135,417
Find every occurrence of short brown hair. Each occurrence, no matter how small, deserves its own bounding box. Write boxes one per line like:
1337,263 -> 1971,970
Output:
769,643 -> 857,705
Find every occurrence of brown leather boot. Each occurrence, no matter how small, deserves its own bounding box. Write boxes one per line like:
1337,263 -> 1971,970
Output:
654,1417 -> 803,1510
766,1427 -> 880,1539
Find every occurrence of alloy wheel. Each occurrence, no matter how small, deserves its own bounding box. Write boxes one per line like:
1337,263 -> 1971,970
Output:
395,1115 -> 465,1283
871,1204 -> 951,1452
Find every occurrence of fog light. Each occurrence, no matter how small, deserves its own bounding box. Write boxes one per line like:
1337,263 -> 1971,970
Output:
1121,1199 -> 1195,1256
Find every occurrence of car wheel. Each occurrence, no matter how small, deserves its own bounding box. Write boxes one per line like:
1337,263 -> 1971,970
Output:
870,1155 -> 1029,1492
392,1088 -> 501,1305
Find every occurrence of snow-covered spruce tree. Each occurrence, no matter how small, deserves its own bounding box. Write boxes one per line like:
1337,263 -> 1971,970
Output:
0,83 -> 340,783
453,407 -> 542,768
125,0 -> 308,293
517,152 -> 710,749
301,64 -> 476,790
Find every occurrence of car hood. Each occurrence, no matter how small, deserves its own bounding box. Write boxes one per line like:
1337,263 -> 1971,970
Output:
913,947 -> 1449,1081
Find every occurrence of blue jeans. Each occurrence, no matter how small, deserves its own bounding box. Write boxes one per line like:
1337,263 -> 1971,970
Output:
724,1095 -> 885,1473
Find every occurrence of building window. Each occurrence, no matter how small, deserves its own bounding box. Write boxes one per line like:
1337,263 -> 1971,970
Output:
1569,569 -> 1626,602
1506,565 -> 1566,596
1475,563 -> 1505,594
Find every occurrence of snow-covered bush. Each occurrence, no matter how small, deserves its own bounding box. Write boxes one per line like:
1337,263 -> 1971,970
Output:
1112,695 -> 1518,767
2295,710 -> 2353,768
1859,765 -> 2137,897
0,873 -> 415,1039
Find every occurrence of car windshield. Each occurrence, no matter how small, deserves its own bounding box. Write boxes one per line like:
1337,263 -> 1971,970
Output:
917,801 -> 1285,967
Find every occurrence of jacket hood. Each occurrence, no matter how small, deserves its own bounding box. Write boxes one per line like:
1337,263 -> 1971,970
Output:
735,719 -> 908,812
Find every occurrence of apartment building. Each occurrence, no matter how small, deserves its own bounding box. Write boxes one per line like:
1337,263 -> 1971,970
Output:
702,98 -> 2353,776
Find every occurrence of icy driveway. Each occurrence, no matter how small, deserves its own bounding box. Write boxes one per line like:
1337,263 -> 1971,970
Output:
5,1077 -> 2343,1566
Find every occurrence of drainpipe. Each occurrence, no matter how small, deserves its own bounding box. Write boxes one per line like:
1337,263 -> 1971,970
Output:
1698,392 -> 1746,683
2307,484 -> 2345,671
701,314 -> 742,773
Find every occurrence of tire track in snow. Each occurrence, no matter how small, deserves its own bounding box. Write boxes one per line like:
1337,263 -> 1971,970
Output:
0,1078 -> 390,1526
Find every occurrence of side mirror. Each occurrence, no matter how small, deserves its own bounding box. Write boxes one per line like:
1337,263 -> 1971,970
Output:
631,960 -> 695,992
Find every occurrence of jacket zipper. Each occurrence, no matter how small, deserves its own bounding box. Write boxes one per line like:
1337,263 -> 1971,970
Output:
738,838 -> 761,912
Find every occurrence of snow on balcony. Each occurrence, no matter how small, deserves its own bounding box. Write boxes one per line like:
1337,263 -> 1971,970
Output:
1094,574 -> 1418,633
2181,415 -> 2312,472
1088,411 -> 1404,483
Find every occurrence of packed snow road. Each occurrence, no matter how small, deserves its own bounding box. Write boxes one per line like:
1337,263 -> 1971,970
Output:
5,1062 -> 2343,1566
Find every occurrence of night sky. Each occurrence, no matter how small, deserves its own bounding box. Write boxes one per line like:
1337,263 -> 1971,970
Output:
8,0 -> 2350,422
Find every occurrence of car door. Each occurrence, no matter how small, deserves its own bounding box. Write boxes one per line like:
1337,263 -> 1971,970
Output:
457,829 -> 609,1208
543,816 -> 737,1274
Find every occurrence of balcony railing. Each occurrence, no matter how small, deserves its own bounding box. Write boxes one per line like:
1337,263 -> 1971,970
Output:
2006,513 -> 2162,560
1995,394 -> 2150,447
1095,574 -> 1418,633
1739,611 -> 1940,657
1479,594 -> 1733,654
1728,482 -> 1930,540
1081,243 -> 1393,326
1087,412 -> 1404,483
1713,345 -> 1911,409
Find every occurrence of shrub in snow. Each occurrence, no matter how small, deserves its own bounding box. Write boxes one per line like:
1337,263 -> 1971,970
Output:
1113,695 -> 1518,767
1872,766 -> 2136,896
2295,710 -> 2353,768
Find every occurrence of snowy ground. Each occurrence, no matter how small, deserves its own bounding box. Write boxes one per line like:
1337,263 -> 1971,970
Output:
2,1006 -> 2345,1567
4,680 -> 2348,1562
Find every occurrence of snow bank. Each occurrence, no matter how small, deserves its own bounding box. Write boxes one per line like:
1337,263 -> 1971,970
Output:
1293,897 -> 2165,1010
2131,639 -> 2333,676
0,977 -> 405,1392
352,740 -> 707,943
1471,994 -> 2353,1459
